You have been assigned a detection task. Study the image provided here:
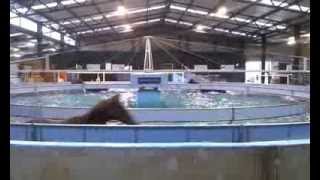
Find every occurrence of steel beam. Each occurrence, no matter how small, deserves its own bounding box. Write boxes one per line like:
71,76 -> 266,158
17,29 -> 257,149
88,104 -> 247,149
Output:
261,35 -> 266,84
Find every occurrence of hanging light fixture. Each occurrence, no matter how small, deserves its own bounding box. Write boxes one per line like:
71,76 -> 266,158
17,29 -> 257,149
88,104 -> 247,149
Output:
116,5 -> 128,16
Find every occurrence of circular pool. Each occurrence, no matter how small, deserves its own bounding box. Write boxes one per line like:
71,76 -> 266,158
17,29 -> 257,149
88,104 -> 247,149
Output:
10,83 -> 309,124
11,89 -> 304,108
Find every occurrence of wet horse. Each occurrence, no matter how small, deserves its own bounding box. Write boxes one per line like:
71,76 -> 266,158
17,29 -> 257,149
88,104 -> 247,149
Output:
26,94 -> 136,125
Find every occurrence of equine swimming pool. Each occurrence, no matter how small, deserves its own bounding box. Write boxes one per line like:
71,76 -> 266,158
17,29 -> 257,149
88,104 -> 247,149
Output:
10,83 -> 309,124
10,89 -> 303,109
10,82 -> 310,180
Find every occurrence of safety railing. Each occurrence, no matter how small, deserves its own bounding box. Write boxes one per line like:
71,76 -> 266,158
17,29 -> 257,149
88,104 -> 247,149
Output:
10,122 -> 309,143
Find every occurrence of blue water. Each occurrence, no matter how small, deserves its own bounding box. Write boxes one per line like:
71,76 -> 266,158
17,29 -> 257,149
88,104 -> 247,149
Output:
11,89 -> 301,109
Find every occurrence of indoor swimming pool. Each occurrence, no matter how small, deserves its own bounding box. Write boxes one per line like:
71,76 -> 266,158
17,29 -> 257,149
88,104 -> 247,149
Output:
10,89 -> 304,109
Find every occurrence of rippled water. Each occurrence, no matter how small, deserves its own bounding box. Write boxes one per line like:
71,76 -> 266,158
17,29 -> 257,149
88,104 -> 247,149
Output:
11,89 -> 301,109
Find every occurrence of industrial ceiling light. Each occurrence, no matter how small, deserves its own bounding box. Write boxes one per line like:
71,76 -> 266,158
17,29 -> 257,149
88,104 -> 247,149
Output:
301,33 -> 310,38
119,25 -> 133,33
117,6 -> 128,16
11,54 -> 22,58
216,6 -> 227,16
194,25 -> 209,33
287,36 -> 296,45
10,47 -> 19,52
194,26 -> 205,33
209,6 -> 229,18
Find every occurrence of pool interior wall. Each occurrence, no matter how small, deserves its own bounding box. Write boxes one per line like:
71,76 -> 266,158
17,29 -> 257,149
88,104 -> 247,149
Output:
11,122 -> 309,143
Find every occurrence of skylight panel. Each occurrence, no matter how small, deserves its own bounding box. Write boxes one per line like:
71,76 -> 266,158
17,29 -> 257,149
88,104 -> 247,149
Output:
64,35 -> 76,46
179,21 -> 193,26
42,26 -> 52,34
127,9 -> 147,14
131,18 -> 161,26
10,12 -> 18,18
251,0 -> 310,13
165,19 -> 178,23
31,2 -> 57,10
209,12 -> 229,19
187,9 -> 208,15
61,0 -> 86,6
148,5 -> 166,11
20,17 -> 38,32
132,21 -> 147,26
289,5 -> 310,12
255,21 -> 273,27
45,31 -> 61,41
17,42 -> 35,48
96,27 -> 111,32
15,7 -> 29,14
10,17 -> 20,27
170,5 -> 187,11
214,28 -> 256,38
84,17 -> 93,22
77,27 -> 111,35
230,17 -> 251,23
148,18 -> 161,23
61,19 -> 81,25
164,18 -> 193,26
61,0 -> 75,5
77,18 -> 161,35
61,5 -> 165,25
231,31 -> 247,36
168,3 -> 288,31
10,15 -> 37,32
77,30 -> 94,34
10,33 -> 24,37
92,15 -> 103,20
214,28 -> 229,33
29,0 -> 87,10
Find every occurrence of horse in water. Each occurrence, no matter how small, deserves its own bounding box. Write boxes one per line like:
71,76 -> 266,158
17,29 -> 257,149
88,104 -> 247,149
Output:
26,94 -> 136,125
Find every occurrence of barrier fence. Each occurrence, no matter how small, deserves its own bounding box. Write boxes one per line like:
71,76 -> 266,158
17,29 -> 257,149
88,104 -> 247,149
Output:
10,122 -> 309,143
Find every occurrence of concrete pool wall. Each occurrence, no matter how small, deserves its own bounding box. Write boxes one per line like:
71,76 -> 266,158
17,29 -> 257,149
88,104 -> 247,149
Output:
11,140 -> 309,180
11,122 -> 310,180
